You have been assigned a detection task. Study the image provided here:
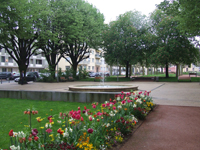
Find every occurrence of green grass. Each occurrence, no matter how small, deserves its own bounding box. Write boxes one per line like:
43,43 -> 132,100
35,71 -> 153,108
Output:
0,98 -> 94,149
158,77 -> 200,82
141,73 -> 176,77
79,76 -> 131,82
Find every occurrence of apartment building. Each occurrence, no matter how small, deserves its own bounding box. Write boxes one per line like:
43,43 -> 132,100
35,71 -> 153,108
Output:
58,48 -> 110,73
0,48 -> 48,73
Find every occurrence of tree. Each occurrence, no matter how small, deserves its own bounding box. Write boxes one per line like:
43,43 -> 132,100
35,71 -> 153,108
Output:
150,9 -> 199,78
0,0 -> 48,83
37,0 -> 67,79
157,0 -> 200,36
60,0 -> 104,77
103,11 -> 149,78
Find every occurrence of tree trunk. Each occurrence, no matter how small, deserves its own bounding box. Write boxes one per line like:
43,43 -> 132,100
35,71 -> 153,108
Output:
72,63 -> 78,78
142,66 -> 144,76
125,61 -> 129,78
129,65 -> 132,76
147,67 -> 149,75
110,65 -> 112,76
176,64 -> 179,77
161,66 -> 163,74
119,66 -> 121,75
165,62 -> 169,78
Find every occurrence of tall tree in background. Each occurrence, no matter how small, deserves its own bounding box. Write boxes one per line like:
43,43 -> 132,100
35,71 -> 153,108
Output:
60,0 -> 104,77
0,0 -> 47,83
157,0 -> 200,36
103,11 -> 150,78
37,0 -> 67,79
150,9 -> 199,78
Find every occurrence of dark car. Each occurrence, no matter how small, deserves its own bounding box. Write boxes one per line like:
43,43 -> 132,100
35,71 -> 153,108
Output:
0,72 -> 13,80
15,72 -> 37,82
10,73 -> 20,80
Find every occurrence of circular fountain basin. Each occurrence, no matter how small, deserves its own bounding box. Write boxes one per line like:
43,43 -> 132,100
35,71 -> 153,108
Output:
69,84 -> 138,92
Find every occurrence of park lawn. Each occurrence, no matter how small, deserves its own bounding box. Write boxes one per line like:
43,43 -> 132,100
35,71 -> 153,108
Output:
0,98 -> 95,149
141,73 -> 176,77
158,77 -> 199,82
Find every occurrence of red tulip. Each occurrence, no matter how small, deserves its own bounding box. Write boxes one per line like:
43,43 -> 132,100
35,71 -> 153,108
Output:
9,129 -> 13,136
87,128 -> 93,133
28,137 -> 32,142
34,136 -> 39,141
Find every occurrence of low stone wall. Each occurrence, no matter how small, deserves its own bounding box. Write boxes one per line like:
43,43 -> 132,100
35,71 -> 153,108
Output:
0,90 -> 118,103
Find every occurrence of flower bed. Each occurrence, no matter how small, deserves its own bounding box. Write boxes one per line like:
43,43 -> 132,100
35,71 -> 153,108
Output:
8,90 -> 154,150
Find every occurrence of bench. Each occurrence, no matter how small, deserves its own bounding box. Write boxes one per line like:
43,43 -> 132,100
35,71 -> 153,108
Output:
178,76 -> 191,82
68,77 -> 74,81
94,76 -> 103,82
189,72 -> 197,77
60,77 -> 68,82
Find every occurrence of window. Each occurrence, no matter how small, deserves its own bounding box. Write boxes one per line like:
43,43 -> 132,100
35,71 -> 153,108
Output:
88,58 -> 90,62
66,66 -> 70,70
1,56 -> 5,62
8,57 -> 13,63
2,68 -> 6,72
30,59 -> 33,64
66,57 -> 71,62
84,66 -> 86,69
36,59 -> 42,64
92,58 -> 94,62
88,66 -> 90,70
92,66 -> 94,70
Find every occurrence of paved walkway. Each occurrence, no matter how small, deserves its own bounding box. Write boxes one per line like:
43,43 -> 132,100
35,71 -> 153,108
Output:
1,81 -> 200,149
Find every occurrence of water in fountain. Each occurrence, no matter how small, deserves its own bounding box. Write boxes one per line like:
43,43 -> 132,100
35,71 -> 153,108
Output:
100,57 -> 105,86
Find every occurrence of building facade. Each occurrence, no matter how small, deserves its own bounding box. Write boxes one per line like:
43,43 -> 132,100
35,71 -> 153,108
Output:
0,48 -> 48,73
58,48 -> 110,73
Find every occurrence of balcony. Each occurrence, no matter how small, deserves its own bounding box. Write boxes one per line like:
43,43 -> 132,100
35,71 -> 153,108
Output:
95,54 -> 101,59
79,60 -> 89,65
95,61 -> 101,66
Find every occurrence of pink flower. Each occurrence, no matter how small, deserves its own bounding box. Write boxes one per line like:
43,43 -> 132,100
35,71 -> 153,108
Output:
127,100 -> 133,103
102,104 -> 106,107
97,112 -> 103,116
78,107 -> 80,110
87,128 -> 93,133
121,100 -> 126,104
32,128 -> 38,137
81,117 -> 84,121
135,97 -> 138,100
76,114 -> 81,120
46,128 -> 52,133
92,105 -> 96,109
89,116 -> 93,121
113,106 -> 116,110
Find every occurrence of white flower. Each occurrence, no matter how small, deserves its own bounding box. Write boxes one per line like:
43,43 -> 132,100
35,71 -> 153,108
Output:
18,131 -> 25,138
10,145 -> 20,150
133,104 -> 137,108
106,123 -> 110,127
118,105 -> 122,109
109,111 -> 115,117
85,112 -> 88,116
45,123 -> 52,128
57,120 -> 62,124
136,98 -> 142,104
13,132 -> 18,137
117,97 -> 121,101
105,101 -> 108,104
63,132 -> 69,137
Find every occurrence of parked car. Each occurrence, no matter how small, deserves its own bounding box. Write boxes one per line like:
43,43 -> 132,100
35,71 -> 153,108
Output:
15,72 -> 37,82
10,73 -> 20,80
0,72 -> 13,80
89,72 -> 96,77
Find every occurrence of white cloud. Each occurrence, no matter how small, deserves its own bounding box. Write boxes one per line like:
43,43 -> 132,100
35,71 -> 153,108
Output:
85,0 -> 164,23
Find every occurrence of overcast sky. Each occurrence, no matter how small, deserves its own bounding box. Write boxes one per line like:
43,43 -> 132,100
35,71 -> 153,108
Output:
85,0 -> 164,24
